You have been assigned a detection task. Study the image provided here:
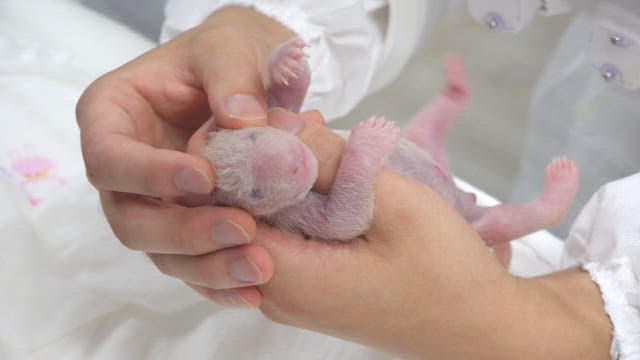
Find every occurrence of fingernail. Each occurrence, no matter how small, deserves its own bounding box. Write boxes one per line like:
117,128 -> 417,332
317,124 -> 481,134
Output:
225,94 -> 266,121
174,167 -> 212,193
212,220 -> 250,247
267,109 -> 303,134
229,257 -> 262,283
224,291 -> 254,308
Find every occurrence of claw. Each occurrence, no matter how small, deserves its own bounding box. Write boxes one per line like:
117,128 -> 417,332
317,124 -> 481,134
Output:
283,66 -> 299,79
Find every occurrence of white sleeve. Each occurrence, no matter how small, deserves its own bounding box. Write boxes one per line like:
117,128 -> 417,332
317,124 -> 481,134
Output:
160,0 -> 445,121
561,173 -> 640,360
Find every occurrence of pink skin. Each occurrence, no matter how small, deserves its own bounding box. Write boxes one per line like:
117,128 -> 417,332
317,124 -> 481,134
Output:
270,117 -> 400,239
397,57 -> 579,266
204,40 -> 580,266
204,127 -> 319,217
266,37 -> 310,113
204,117 -> 399,240
465,157 -> 579,244
403,55 -> 470,176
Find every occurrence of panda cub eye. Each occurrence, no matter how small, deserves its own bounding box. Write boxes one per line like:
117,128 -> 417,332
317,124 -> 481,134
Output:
250,188 -> 263,199
247,132 -> 259,142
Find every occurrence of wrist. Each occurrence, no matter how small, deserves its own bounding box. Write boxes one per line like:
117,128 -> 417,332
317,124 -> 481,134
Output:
406,269 -> 610,359
509,269 -> 611,359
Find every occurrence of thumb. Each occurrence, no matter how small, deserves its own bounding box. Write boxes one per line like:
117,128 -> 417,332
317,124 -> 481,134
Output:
195,33 -> 268,129
190,5 -> 296,129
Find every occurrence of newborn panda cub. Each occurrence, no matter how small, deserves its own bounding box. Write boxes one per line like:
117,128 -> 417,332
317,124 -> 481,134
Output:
206,117 -> 399,241
204,38 -> 579,265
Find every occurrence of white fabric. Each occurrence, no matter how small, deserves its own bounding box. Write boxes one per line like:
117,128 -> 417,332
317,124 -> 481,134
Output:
0,0 -> 153,81
161,0 -> 453,120
561,173 -> 640,360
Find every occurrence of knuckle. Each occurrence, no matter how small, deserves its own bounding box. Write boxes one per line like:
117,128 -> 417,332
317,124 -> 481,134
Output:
150,256 -> 171,276
104,198 -> 140,251
173,212 -> 215,255
259,306 -> 279,323
81,141 -> 108,189
76,74 -> 116,128
84,165 -> 103,189
75,80 -> 101,125
193,258 -> 219,287
172,225 -> 193,254
174,224 -> 201,255
191,240 -> 217,256
111,225 -> 136,250
259,298 -> 294,326
191,285 -> 220,303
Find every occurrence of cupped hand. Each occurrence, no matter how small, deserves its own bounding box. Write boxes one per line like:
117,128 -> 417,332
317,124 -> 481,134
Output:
254,173 -> 512,358
190,109 -> 514,357
246,111 -> 609,359
76,6 -> 296,307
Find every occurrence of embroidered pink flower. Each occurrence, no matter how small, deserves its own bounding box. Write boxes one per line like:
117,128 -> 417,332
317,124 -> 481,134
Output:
3,145 -> 67,206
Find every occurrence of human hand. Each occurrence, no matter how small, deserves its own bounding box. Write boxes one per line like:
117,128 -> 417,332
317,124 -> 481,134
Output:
76,6 -> 297,307
252,116 -> 513,357
219,111 -> 609,359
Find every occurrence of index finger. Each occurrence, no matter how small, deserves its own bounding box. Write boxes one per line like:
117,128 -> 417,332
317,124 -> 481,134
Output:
77,81 -> 214,197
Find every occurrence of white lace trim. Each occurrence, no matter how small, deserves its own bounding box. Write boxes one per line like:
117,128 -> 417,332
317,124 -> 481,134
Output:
584,258 -> 640,360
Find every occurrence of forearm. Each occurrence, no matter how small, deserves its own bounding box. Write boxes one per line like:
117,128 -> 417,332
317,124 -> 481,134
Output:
409,268 -> 611,359
372,266 -> 611,359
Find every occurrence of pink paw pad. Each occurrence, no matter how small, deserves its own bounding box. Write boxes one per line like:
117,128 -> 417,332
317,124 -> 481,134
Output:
538,156 -> 580,225
351,117 -> 400,152
355,117 -> 399,134
269,37 -> 308,87
545,156 -> 579,187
